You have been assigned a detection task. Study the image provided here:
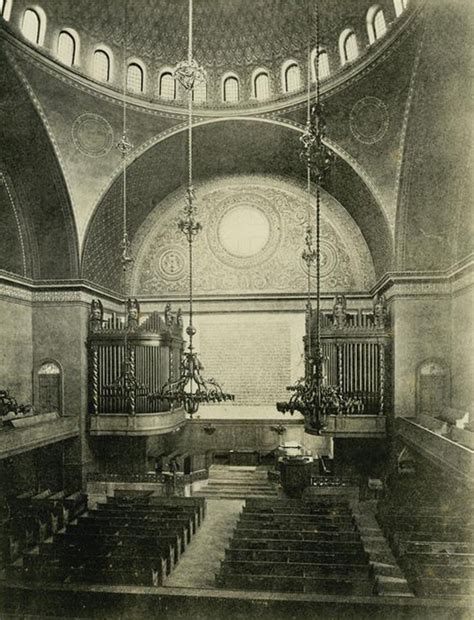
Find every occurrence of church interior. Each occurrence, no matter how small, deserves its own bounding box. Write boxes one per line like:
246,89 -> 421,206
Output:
0,0 -> 473,617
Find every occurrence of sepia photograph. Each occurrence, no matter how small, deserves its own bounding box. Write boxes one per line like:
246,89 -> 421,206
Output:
0,0 -> 472,618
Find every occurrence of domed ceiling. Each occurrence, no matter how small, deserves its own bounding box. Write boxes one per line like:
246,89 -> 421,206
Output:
37,0 -> 382,68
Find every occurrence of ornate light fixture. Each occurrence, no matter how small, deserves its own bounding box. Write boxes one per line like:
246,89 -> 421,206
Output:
276,3 -> 352,434
102,2 -> 150,414
155,0 -> 234,417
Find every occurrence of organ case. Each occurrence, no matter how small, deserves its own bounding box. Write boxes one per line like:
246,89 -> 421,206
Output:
87,300 -> 184,415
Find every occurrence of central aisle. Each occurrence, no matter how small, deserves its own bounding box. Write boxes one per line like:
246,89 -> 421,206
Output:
164,498 -> 244,589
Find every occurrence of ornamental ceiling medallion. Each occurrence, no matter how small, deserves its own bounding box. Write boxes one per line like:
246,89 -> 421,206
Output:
350,97 -> 389,145
72,113 -> 114,158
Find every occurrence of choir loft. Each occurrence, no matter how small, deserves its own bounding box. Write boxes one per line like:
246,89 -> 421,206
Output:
0,0 -> 472,618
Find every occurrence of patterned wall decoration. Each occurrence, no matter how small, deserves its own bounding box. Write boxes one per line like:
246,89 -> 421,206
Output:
72,113 -> 114,158
349,97 -> 390,145
129,175 -> 375,296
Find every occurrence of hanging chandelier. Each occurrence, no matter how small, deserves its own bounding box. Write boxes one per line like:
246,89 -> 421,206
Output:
276,3 -> 353,434
102,1 -> 150,414
154,0 -> 234,417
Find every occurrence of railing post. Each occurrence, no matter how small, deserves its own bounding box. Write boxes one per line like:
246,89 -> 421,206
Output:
91,344 -> 99,415
378,342 -> 385,415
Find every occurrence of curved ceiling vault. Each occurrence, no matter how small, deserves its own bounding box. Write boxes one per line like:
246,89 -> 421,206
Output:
0,50 -> 79,281
82,119 -> 393,293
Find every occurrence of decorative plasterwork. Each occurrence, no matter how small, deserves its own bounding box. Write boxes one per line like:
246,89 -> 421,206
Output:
349,97 -> 389,145
129,175 -> 376,297
72,113 -> 114,158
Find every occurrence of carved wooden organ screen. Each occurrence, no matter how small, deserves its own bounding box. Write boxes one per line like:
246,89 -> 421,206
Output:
87,300 -> 184,415
306,295 -> 392,415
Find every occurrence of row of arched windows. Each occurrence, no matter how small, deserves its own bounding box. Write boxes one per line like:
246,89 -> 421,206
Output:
8,3 -> 410,104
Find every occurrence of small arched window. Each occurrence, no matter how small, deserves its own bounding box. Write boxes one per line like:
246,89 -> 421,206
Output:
318,51 -> 330,79
159,72 -> 176,100
284,63 -> 300,93
192,79 -> 207,104
93,49 -> 110,82
57,31 -> 76,66
37,361 -> 62,415
367,7 -> 387,44
1,0 -> 12,21
254,71 -> 270,101
22,8 -> 41,44
223,76 -> 239,103
394,0 -> 408,18
340,30 -> 359,65
127,62 -> 144,93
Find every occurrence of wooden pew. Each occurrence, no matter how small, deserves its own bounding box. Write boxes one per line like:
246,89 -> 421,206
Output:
412,576 -> 474,597
216,572 -> 375,595
23,551 -> 169,584
224,547 -> 369,564
229,538 -> 365,554
96,505 -> 197,536
233,528 -> 360,542
402,551 -> 474,566
238,515 -> 356,531
219,559 -> 373,578
110,496 -> 207,523
73,518 -> 189,550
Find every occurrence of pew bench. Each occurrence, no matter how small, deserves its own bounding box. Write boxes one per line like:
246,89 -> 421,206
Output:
216,572 -> 375,596
224,547 -> 369,564
219,559 -> 373,578
233,528 -> 360,542
229,538 -> 365,554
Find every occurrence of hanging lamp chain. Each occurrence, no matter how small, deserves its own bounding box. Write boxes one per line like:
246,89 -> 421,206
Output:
153,0 -> 234,416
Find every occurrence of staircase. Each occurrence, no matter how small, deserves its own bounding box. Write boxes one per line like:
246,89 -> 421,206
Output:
195,466 -> 279,499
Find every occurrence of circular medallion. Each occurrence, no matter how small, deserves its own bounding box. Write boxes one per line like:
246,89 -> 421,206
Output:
207,191 -> 281,269
156,246 -> 187,281
349,97 -> 389,145
218,205 -> 271,257
72,113 -> 114,158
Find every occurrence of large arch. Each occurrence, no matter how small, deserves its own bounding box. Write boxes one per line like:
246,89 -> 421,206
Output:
82,119 -> 393,293
0,49 -> 79,280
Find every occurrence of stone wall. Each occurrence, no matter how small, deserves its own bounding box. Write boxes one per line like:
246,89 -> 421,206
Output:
0,296 -> 33,404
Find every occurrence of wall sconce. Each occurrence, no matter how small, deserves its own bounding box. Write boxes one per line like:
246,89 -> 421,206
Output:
202,424 -> 216,435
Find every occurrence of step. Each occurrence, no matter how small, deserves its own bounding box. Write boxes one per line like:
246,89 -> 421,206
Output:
195,491 -> 278,499
208,480 -> 272,488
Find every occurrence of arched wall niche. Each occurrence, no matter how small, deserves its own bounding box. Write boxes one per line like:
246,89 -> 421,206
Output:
416,358 -> 450,418
82,119 -> 393,292
35,359 -> 63,415
128,175 -> 376,297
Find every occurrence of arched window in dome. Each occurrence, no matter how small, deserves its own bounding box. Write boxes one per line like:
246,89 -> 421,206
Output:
1,0 -> 12,21
93,49 -> 111,82
254,71 -> 270,101
223,75 -> 239,103
283,62 -> 300,93
192,79 -> 207,104
339,29 -> 359,65
57,31 -> 77,67
367,7 -> 387,44
22,8 -> 41,44
394,0 -> 408,18
311,49 -> 330,81
159,72 -> 176,100
127,62 -> 144,93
